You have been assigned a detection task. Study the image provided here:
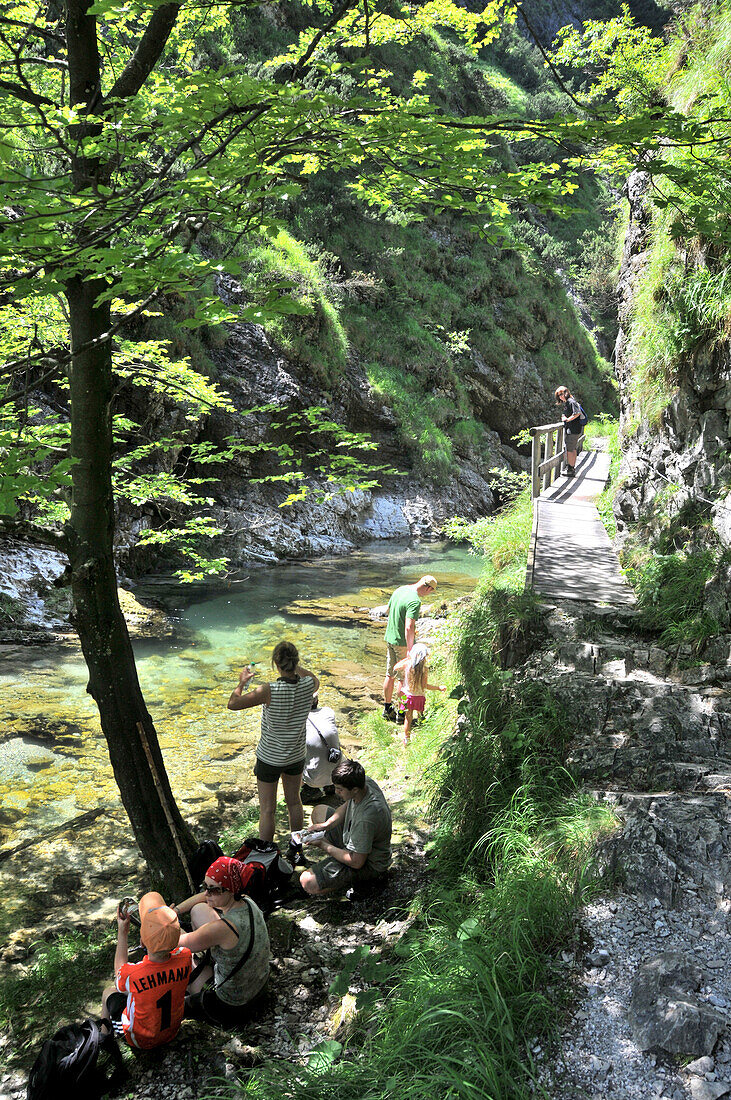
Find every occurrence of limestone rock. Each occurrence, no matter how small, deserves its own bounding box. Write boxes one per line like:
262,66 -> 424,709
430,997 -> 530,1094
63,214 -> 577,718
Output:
629,953 -> 726,1055
687,1057 -> 716,1076
689,1080 -> 731,1100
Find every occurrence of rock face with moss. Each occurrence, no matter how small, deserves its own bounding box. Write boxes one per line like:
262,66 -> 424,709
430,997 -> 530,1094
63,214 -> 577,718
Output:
613,0 -> 731,637
615,169 -> 731,558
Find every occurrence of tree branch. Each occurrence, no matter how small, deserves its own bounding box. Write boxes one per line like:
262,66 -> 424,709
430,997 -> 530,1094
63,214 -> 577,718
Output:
0,77 -> 55,107
289,0 -> 360,82
516,5 -> 594,117
107,3 -> 182,101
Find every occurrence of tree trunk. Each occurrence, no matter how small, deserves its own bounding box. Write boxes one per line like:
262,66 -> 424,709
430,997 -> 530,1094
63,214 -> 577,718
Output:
65,274 -> 197,898
62,0 -> 197,899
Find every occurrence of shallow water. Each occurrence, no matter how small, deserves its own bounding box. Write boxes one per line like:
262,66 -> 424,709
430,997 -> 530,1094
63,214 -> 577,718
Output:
0,541 -> 481,851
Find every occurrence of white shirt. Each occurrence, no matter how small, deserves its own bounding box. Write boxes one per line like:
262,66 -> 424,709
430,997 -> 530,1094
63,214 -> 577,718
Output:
302,706 -> 340,786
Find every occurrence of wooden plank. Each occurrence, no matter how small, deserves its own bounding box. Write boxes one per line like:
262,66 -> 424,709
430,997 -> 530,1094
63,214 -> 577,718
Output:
524,498 -> 540,592
531,433 -> 541,499
528,449 -> 635,608
538,453 -> 563,477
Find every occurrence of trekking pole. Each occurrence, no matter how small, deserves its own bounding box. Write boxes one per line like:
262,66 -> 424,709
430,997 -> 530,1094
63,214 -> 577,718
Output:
136,721 -> 195,894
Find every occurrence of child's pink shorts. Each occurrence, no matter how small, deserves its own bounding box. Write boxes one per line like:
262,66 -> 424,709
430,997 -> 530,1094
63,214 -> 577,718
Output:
405,694 -> 425,713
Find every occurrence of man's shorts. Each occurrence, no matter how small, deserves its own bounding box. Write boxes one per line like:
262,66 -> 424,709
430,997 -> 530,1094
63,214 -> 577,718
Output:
312,818 -> 380,893
564,432 -> 580,449
386,643 -> 406,678
254,757 -> 305,783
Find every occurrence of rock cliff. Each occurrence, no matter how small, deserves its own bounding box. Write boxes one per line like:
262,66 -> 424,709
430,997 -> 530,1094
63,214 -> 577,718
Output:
615,171 -> 731,547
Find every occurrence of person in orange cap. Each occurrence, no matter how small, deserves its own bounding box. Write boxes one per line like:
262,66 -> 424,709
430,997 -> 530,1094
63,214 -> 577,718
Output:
101,891 -> 193,1050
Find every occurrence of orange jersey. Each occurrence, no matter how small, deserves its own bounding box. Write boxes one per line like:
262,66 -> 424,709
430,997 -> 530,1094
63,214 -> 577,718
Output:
116,946 -> 192,1049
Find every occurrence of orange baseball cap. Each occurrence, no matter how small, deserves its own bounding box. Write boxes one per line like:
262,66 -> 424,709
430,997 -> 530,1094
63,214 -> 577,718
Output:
139,891 -> 180,954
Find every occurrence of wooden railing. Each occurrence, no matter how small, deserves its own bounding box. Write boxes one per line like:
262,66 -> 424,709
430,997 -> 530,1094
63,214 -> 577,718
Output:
530,421 -> 584,499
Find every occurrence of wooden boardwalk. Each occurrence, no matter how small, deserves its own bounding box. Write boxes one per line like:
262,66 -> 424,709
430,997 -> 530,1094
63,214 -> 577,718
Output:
526,447 -> 635,606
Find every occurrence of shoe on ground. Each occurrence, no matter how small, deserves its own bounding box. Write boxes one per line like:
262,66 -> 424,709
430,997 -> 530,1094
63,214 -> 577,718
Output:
286,840 -> 310,868
382,704 -> 398,722
564,466 -> 575,477
345,875 -> 389,902
279,883 -> 310,909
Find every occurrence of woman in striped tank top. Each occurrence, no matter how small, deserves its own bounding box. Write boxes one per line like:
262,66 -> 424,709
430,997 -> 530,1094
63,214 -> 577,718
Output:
228,641 -> 319,845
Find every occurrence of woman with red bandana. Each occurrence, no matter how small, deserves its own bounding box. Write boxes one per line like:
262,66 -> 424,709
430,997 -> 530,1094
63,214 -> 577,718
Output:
176,856 -> 270,1027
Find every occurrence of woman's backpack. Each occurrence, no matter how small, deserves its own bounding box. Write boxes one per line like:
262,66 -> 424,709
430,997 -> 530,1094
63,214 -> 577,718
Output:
232,837 -> 293,916
27,1018 -> 128,1100
187,836 -> 293,917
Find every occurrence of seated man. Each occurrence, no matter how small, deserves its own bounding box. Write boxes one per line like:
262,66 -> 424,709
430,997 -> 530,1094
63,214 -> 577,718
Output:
299,758 -> 392,896
102,891 -> 192,1050
301,694 -> 341,804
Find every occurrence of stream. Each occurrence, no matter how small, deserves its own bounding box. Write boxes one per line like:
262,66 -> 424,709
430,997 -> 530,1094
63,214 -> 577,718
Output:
0,540 -> 480,953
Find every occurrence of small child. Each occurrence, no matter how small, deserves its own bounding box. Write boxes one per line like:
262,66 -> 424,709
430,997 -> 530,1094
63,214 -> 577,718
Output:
101,891 -> 192,1050
392,643 -> 446,747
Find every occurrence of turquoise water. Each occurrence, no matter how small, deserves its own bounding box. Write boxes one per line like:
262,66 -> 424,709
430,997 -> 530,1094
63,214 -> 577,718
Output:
0,542 -> 481,847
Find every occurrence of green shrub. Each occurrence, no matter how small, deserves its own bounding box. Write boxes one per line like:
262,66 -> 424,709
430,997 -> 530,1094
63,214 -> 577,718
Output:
626,545 -> 724,646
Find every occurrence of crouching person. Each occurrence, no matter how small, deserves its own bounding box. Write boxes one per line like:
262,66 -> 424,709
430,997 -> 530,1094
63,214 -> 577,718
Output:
102,892 -> 192,1050
299,758 -> 392,897
176,857 -> 270,1028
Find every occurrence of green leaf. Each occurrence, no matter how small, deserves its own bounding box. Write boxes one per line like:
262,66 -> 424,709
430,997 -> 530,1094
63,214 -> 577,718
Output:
456,917 -> 482,941
306,1039 -> 343,1071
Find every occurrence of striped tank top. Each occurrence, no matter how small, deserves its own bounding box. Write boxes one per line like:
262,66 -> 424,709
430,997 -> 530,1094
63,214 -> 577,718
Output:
256,675 -> 314,766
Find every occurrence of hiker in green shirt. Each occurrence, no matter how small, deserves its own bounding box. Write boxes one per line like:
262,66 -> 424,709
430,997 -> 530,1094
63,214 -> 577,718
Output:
382,575 -> 437,722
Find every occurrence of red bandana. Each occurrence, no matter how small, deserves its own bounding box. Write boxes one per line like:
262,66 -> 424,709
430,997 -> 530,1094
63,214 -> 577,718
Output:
205,856 -> 248,896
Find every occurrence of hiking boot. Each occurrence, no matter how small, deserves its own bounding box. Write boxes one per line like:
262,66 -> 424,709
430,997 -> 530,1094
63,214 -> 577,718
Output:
345,874 -> 389,903
564,466 -> 575,477
279,883 -> 311,909
286,839 -> 310,868
382,703 -> 398,722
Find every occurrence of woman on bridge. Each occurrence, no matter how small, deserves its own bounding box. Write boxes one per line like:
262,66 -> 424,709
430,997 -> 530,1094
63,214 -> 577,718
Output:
555,385 -> 582,478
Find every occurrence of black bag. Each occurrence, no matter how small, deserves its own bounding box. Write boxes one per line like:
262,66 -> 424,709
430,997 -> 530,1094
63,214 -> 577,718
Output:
578,402 -> 588,429
27,1018 -> 128,1100
232,837 -> 294,917
188,839 -> 224,888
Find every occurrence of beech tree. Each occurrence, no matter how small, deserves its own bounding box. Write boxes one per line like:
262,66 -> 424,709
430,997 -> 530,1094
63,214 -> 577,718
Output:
0,0 -> 587,893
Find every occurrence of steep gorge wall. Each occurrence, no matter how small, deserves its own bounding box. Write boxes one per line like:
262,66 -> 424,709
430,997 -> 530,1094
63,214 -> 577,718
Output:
615,170 -> 731,544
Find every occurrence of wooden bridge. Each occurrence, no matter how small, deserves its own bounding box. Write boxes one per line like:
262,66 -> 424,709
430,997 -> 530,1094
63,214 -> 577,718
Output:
526,421 -> 635,607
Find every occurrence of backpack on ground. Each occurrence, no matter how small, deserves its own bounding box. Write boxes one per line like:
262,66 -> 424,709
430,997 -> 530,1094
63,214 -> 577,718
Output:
188,839 -> 224,887
27,1018 -> 128,1100
232,837 -> 294,916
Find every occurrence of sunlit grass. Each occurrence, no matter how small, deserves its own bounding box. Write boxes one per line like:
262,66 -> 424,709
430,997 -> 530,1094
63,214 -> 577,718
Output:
443,487 -> 534,593
0,929 -> 116,1062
